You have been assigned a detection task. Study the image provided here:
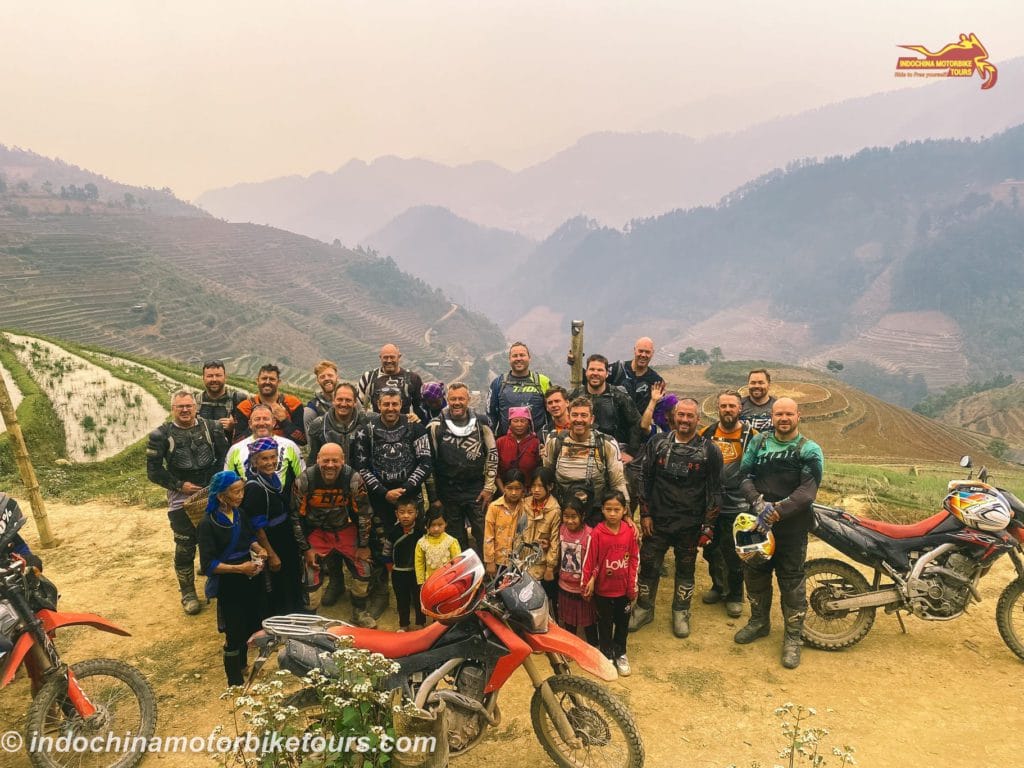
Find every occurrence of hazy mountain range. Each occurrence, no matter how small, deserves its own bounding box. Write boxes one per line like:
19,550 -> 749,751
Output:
198,57 -> 1024,244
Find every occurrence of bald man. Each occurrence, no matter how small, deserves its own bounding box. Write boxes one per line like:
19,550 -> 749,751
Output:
609,337 -> 664,414
736,397 -> 824,669
293,442 -> 376,627
356,343 -> 425,420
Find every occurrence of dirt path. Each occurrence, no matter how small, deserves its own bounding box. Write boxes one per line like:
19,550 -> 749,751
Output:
4,501 -> 1021,767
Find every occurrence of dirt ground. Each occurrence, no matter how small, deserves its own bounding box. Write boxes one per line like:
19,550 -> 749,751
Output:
3,500 -> 1021,767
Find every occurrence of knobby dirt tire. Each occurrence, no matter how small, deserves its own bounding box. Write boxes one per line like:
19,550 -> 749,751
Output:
530,674 -> 644,768
996,578 -> 1024,661
25,658 -> 157,768
803,557 -> 876,651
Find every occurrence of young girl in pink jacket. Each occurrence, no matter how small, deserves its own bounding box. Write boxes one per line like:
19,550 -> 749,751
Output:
583,491 -> 639,676
557,497 -> 597,646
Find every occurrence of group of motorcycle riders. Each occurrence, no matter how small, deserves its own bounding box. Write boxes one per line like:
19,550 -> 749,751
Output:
2,337 -> 825,685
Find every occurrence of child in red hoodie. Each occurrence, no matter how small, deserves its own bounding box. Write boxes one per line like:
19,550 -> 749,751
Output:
583,490 -> 639,676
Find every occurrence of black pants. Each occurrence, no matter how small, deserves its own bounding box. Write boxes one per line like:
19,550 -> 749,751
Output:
217,574 -> 266,686
542,578 -> 560,623
594,595 -> 630,659
391,569 -> 425,627
441,496 -> 484,554
639,522 -> 700,583
168,508 -> 198,599
743,527 -> 808,635
702,512 -> 744,601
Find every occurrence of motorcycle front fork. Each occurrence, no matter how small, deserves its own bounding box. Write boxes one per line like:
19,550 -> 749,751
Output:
521,653 -> 582,748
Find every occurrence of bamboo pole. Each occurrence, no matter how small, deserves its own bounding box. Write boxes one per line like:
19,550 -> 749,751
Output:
0,369 -> 58,548
569,320 -> 585,391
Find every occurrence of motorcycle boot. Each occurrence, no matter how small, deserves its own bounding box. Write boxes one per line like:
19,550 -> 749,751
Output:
734,570 -> 772,644
780,584 -> 807,669
348,569 -> 376,628
367,565 -> 390,619
671,577 -> 694,638
701,545 -> 727,604
628,577 -> 658,632
319,552 -> 347,607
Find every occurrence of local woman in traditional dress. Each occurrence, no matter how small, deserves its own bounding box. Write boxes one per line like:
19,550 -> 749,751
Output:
197,470 -> 268,686
241,437 -> 305,616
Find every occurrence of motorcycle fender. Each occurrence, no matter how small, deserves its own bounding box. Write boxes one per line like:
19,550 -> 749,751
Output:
520,622 -> 618,682
1,610 -> 131,688
477,612 -> 533,694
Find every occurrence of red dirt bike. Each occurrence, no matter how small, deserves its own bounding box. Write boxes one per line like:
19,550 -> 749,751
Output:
248,544 -> 645,768
0,506 -> 157,768
804,456 -> 1024,660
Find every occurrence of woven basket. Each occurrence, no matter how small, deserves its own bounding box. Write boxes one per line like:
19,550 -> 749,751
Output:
183,486 -> 210,527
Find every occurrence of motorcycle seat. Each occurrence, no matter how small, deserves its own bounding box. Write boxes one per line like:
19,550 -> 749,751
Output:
328,621 -> 447,657
857,510 -> 950,539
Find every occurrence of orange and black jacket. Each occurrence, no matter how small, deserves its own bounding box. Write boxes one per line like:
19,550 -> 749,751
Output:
233,394 -> 307,446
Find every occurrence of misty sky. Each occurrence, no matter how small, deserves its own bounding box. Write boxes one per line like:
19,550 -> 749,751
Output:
3,1 -> 1021,200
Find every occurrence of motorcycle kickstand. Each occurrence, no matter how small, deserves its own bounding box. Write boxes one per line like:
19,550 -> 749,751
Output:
894,610 -> 908,634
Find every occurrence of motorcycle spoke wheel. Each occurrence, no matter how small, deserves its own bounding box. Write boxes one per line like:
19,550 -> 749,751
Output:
25,658 -> 157,768
530,674 -> 644,768
803,558 -> 876,651
996,578 -> 1024,661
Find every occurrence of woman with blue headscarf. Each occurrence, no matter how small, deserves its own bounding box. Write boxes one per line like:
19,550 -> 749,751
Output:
241,437 -> 304,617
197,470 -> 268,686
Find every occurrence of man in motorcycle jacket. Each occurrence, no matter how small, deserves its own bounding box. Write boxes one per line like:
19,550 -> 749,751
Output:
349,387 -> 432,617
147,390 -> 229,615
737,397 -> 824,669
632,398 -> 722,639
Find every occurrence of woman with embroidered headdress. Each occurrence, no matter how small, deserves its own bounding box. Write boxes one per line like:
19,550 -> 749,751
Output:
240,436 -> 304,617
197,470 -> 268,686
420,381 -> 447,422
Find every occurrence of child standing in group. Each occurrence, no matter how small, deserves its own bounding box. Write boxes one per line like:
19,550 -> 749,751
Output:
483,469 -> 529,576
557,498 -> 598,646
384,496 -> 426,631
525,467 -> 561,617
415,507 -> 462,586
583,491 -> 639,677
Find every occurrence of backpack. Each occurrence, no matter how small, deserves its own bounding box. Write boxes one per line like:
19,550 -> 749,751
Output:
367,368 -> 414,406
700,420 -> 755,453
549,430 -> 614,505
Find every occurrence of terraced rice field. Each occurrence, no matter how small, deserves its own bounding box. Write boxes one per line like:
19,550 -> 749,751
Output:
5,334 -> 167,461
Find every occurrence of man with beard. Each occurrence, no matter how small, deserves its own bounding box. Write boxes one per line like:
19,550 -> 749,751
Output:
304,360 -> 340,438
307,382 -> 369,463
357,344 -> 425,420
233,364 -> 307,445
196,360 -> 246,442
147,390 -> 229,615
569,354 -> 643,464
741,369 -> 776,432
225,404 -> 305,486
293,443 -> 375,627
542,398 -> 628,523
426,382 -> 498,552
631,398 -> 722,639
736,397 -> 824,669
488,342 -> 552,436
609,337 -> 664,414
699,390 -> 757,619
350,388 -> 433,616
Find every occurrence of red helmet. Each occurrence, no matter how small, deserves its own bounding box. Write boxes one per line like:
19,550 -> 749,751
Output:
420,550 -> 485,622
